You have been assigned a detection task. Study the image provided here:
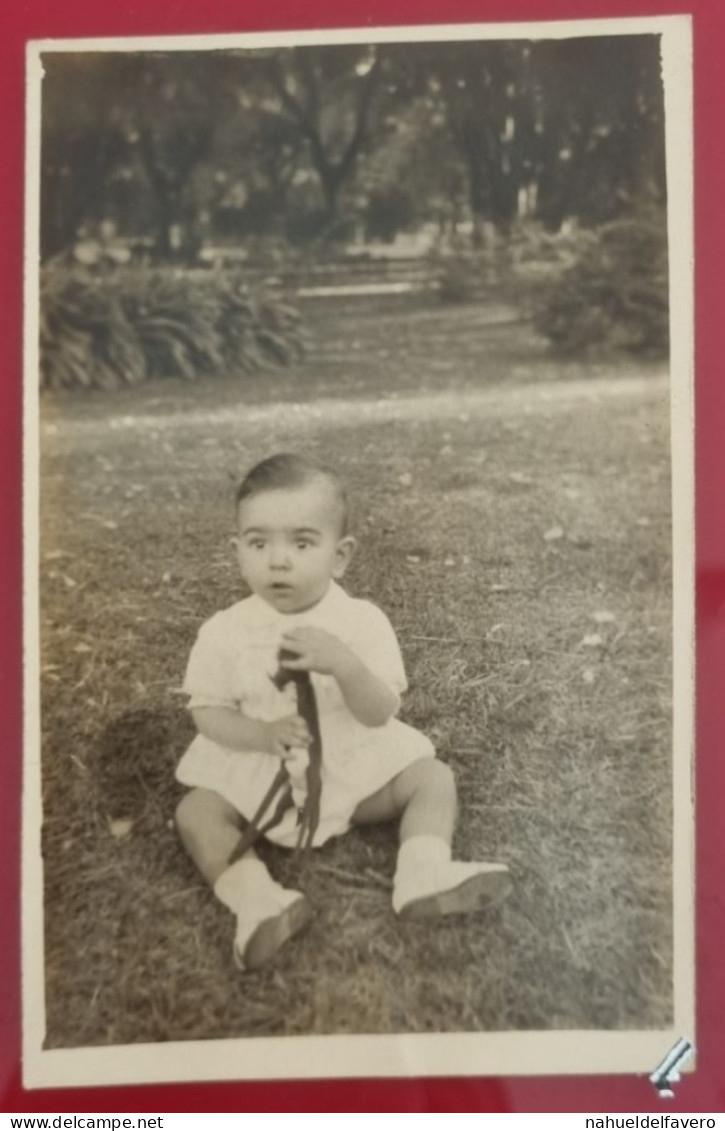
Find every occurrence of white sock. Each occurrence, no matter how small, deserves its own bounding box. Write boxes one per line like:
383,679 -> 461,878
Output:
395,834 -> 451,880
213,856 -> 277,914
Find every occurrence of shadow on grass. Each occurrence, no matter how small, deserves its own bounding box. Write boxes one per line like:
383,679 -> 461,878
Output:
95,706 -> 192,828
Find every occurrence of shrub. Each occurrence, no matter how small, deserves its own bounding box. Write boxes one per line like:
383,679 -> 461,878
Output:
532,212 -> 669,358
39,263 -> 308,391
436,254 -> 481,303
430,243 -> 493,304
430,226 -> 511,304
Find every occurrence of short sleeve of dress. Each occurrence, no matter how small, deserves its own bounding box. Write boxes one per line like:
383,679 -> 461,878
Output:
183,613 -> 239,711
349,601 -> 408,695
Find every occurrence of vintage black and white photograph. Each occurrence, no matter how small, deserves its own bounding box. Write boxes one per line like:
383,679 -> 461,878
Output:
23,17 -> 694,1088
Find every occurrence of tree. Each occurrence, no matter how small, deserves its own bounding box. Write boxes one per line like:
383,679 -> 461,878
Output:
40,54 -> 136,259
212,60 -> 307,238
354,86 -> 468,240
385,36 -> 665,238
38,37 -> 667,260
264,45 -> 384,229
40,52 -> 255,260
432,41 -> 534,239
530,35 -> 666,229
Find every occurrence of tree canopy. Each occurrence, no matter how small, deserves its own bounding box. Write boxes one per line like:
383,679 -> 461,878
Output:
39,36 -> 666,260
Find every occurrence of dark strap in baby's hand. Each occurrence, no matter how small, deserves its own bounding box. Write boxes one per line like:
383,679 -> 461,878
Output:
227,764 -> 292,865
225,651 -> 324,867
272,649 -> 323,856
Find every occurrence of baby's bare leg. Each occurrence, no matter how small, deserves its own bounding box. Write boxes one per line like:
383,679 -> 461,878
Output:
352,759 -> 510,918
175,787 -> 311,970
351,758 -> 457,843
176,787 -> 253,886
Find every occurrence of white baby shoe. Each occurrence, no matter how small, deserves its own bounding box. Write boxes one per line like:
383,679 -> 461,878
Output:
234,888 -> 312,970
393,835 -> 511,919
215,857 -> 312,970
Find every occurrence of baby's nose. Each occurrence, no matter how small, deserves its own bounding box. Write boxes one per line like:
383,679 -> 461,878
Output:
269,543 -> 292,568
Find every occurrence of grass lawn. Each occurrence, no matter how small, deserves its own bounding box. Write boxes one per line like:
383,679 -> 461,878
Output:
38,298 -> 673,1046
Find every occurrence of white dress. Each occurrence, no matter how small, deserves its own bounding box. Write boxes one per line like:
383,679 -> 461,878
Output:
176,581 -> 435,847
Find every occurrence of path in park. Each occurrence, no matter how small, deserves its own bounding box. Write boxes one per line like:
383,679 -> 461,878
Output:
47,372 -> 670,444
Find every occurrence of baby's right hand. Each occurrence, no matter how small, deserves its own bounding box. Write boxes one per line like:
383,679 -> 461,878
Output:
265,714 -> 310,759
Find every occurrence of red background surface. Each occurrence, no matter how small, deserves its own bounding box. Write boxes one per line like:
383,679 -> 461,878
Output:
2,0 -> 722,1113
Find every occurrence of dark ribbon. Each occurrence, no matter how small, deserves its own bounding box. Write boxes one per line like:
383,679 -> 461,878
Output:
227,648 -> 323,866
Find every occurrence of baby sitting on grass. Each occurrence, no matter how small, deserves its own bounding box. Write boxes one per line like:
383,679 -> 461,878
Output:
175,452 -> 511,969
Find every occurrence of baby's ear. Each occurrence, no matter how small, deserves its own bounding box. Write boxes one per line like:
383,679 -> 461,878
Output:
333,536 -> 356,577
231,535 -> 244,567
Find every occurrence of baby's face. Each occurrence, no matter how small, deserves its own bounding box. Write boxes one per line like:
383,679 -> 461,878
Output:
236,481 -> 353,614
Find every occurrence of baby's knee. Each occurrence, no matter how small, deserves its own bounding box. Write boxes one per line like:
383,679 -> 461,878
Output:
175,790 -> 202,844
427,758 -> 456,797
408,756 -> 456,798
175,787 -> 234,842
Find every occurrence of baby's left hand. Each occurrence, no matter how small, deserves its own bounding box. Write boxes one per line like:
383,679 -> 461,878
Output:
280,627 -> 356,679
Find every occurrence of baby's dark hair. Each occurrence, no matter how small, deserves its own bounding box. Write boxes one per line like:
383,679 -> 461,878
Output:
235,453 -> 349,534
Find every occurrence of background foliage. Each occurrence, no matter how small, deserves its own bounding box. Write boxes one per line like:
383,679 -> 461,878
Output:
40,263 -> 307,390
38,36 -> 670,385
532,212 -> 670,356
40,38 -> 666,259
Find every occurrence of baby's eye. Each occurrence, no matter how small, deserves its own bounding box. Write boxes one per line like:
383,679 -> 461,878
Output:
248,540 -> 266,551
295,540 -> 311,550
